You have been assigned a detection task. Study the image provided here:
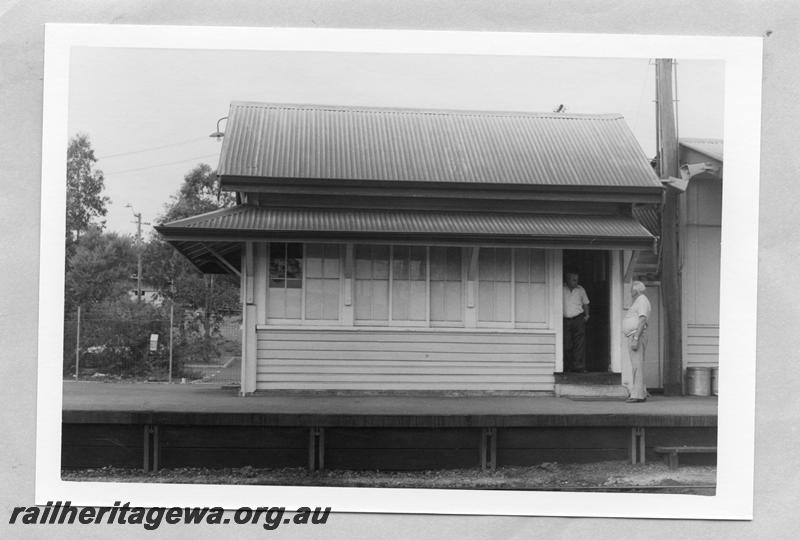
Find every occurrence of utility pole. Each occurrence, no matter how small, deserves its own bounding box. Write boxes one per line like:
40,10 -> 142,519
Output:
655,58 -> 683,396
126,204 -> 150,303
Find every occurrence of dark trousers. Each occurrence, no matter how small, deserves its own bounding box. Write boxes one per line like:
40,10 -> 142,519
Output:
563,316 -> 586,371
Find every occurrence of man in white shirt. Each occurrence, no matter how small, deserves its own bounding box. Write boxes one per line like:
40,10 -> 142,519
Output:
563,272 -> 590,372
623,281 -> 651,403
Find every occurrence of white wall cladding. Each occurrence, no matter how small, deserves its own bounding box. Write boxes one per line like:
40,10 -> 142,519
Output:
685,324 -> 720,368
256,328 -> 556,391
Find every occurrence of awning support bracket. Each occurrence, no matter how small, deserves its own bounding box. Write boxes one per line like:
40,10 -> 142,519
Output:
202,243 -> 241,278
623,250 -> 639,283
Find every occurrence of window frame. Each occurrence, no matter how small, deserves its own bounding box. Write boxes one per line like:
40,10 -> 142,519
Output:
266,242 -> 345,325
265,242 -> 550,330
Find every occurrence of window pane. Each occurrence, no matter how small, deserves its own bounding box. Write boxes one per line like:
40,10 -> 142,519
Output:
430,248 -> 445,280
285,288 -> 301,319
495,249 -> 511,280
286,254 -> 302,280
268,288 -> 286,318
392,280 -> 410,320
304,244 -> 341,321
354,280 -> 372,320
410,246 -> 426,280
478,281 -> 495,321
355,245 -> 389,321
322,279 -> 340,320
372,280 -> 389,319
304,279 -> 323,320
531,249 -> 546,282
445,281 -> 462,321
430,247 -> 462,323
514,248 -> 531,283
269,243 -> 286,279
430,281 -> 445,321
446,247 -> 461,280
392,246 -> 409,280
494,282 -> 512,321
305,244 -> 323,278
355,246 -> 373,278
409,280 -> 427,320
268,242 -> 302,319
322,245 -> 340,278
479,248 -> 511,322
479,248 -> 495,280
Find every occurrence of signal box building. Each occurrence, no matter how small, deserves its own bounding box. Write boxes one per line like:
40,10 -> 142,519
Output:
156,102 -> 663,395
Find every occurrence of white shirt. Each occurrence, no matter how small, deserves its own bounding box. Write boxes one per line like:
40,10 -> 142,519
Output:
563,285 -> 590,318
623,294 -> 651,336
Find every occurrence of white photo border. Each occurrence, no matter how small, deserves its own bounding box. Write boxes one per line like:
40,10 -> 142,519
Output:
38,24 -> 761,519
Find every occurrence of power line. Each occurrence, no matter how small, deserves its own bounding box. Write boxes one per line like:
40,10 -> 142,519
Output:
104,154 -> 219,175
98,136 -> 210,159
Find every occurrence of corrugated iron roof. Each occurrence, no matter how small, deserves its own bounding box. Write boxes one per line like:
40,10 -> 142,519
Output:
632,204 -> 660,237
158,205 -> 654,245
217,102 -> 661,188
679,138 -> 724,162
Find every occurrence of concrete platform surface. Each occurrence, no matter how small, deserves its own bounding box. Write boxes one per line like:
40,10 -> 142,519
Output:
63,381 -> 717,419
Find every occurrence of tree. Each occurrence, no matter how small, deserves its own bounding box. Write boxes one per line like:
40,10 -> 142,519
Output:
160,163 -> 235,223
64,226 -> 137,313
143,164 -> 239,359
66,133 -> 110,245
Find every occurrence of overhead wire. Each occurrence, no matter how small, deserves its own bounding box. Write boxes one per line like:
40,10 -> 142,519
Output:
103,154 -> 219,175
98,136 -> 211,159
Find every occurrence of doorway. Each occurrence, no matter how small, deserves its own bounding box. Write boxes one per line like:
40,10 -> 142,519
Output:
563,250 -> 610,372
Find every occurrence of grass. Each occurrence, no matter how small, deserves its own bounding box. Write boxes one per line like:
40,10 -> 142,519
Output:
62,461 -> 716,495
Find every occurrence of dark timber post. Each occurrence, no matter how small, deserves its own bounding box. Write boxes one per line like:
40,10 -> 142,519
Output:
656,58 -> 683,395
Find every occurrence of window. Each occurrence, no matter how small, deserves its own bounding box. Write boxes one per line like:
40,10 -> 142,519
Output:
354,245 -> 390,321
305,244 -> 341,320
478,248 -> 512,322
391,246 -> 427,322
514,248 -> 547,324
430,246 -> 463,324
268,243 -> 302,319
266,243 -> 549,328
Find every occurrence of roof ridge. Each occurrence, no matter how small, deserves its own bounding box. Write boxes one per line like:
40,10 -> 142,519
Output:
229,100 -> 623,120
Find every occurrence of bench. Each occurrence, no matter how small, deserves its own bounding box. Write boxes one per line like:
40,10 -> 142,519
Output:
654,446 -> 717,469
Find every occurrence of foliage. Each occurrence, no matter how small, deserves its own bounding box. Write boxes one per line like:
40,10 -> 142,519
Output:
66,133 -> 110,246
64,297 -> 168,378
64,226 -> 136,313
144,163 -> 239,341
160,163 -> 236,223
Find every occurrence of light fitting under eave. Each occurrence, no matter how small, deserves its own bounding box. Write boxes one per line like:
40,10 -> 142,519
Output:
209,116 -> 228,141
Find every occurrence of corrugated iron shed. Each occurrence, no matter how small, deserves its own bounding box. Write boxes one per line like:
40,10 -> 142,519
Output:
679,138 -> 724,162
217,102 -> 661,188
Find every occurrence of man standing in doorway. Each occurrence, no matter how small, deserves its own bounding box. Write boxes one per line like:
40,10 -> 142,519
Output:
563,272 -> 590,373
624,281 -> 651,403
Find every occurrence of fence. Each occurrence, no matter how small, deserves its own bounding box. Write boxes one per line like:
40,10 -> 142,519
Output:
64,308 -> 242,386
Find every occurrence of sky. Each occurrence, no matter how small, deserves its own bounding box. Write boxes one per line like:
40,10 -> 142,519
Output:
68,47 -> 724,237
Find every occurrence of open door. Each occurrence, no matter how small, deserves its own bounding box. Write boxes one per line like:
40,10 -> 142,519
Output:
563,250 -> 610,372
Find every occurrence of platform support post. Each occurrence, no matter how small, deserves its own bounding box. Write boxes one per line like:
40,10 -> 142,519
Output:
152,425 -> 160,472
143,425 -> 150,472
630,427 -> 646,464
481,428 -> 497,471
308,427 -> 325,471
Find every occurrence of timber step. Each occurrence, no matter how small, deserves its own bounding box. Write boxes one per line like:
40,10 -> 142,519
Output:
654,445 -> 718,469
554,372 -> 622,385
554,383 -> 628,400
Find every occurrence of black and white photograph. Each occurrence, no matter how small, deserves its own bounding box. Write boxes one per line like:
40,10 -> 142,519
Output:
17,20 -> 766,528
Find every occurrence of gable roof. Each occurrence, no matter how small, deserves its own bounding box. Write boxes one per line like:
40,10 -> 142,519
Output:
217,102 -> 661,189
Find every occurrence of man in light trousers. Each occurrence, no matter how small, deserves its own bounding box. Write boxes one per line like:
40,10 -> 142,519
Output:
623,281 -> 651,403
